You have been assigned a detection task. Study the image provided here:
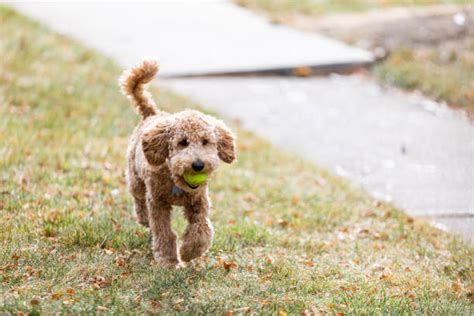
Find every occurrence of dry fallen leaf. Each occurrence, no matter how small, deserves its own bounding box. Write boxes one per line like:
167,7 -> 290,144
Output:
115,256 -> 126,267
66,288 -> 75,295
92,275 -> 108,289
302,259 -> 316,267
30,298 -> 40,305
51,292 -> 63,300
452,280 -> 463,292
291,195 -> 300,205
224,261 -> 238,271
293,67 -> 313,77
149,299 -> 162,309
173,303 -> 184,311
96,306 -> 107,312
104,248 -> 114,255
278,219 -> 289,228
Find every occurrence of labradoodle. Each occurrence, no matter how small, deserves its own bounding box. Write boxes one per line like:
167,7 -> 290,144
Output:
119,60 -> 236,266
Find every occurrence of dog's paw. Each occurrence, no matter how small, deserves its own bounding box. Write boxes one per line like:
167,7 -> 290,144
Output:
180,223 -> 213,262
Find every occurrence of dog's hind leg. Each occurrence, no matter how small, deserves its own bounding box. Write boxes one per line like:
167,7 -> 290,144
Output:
128,171 -> 149,227
147,199 -> 180,266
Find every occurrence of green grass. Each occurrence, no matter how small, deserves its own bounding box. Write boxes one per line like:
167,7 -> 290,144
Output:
1,6 -> 473,315
235,0 -> 471,15
374,44 -> 474,112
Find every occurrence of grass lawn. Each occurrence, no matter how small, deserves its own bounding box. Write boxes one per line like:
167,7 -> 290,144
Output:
0,6 -> 473,315
373,43 -> 474,112
235,0 -> 471,15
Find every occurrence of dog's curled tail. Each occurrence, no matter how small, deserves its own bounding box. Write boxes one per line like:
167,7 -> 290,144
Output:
119,59 -> 159,119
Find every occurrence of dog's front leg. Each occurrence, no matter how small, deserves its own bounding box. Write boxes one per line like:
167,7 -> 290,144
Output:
180,198 -> 214,262
146,195 -> 179,266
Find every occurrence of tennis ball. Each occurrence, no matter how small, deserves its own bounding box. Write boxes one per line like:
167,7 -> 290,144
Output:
183,172 -> 208,186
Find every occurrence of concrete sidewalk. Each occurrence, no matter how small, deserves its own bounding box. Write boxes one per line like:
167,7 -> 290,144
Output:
7,2 -> 473,243
8,1 -> 373,77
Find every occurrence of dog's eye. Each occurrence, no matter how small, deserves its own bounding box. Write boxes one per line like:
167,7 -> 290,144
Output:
202,139 -> 209,146
178,139 -> 188,147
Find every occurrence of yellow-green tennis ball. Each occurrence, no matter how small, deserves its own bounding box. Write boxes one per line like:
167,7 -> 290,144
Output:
183,172 -> 208,186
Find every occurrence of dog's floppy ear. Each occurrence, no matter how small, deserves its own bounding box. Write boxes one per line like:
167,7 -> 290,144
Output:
141,120 -> 172,166
215,121 -> 236,164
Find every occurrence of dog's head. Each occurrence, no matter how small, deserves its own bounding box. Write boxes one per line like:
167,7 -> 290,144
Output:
141,110 -> 236,192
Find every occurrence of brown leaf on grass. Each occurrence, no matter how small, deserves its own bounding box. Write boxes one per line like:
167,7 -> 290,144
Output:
214,258 -> 238,271
404,266 -> 412,272
149,299 -> 162,310
243,209 -> 254,217
372,243 -> 385,250
30,298 -> 40,305
134,229 -> 145,238
291,195 -> 300,205
225,311 -> 233,316
379,272 -> 392,280
96,306 -> 107,312
338,227 -> 349,233
111,218 -> 122,232
302,259 -> 316,267
173,303 -> 184,311
11,253 -> 20,261
243,193 -> 258,202
104,248 -> 114,255
278,219 -> 289,228
363,210 -> 376,217
228,219 -> 236,225
66,288 -> 75,295
115,256 -> 126,267
467,284 -> 474,301
51,292 -> 63,300
278,311 -> 287,316
224,260 -> 238,271
452,279 -> 463,292
92,275 -> 108,289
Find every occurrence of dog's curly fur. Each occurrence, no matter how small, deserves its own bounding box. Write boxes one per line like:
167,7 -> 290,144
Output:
120,60 -> 236,266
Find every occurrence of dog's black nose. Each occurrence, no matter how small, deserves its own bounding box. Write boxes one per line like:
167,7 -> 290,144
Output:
192,160 -> 205,171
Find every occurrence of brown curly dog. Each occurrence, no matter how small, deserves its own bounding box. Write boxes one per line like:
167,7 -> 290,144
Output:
119,60 -> 236,267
